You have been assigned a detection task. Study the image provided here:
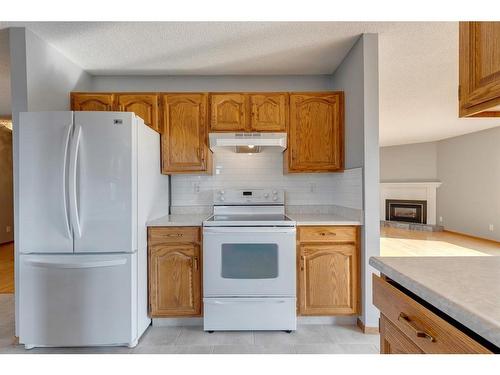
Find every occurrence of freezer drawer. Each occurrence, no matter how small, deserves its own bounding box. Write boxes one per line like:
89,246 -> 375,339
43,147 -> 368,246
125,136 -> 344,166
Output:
203,297 -> 296,331
19,253 -> 138,348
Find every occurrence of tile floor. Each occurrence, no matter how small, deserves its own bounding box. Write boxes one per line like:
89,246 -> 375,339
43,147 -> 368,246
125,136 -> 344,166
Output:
0,294 -> 379,354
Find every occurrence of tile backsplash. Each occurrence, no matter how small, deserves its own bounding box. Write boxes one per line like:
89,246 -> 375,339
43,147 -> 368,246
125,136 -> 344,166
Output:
171,149 -> 362,209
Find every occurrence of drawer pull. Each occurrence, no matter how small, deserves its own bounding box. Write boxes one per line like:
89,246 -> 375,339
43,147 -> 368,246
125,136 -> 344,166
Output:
320,232 -> 335,236
398,313 -> 436,342
163,233 -> 183,238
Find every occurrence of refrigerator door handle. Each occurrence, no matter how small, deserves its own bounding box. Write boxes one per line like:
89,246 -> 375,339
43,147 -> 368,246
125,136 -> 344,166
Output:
69,124 -> 82,238
62,123 -> 72,239
24,258 -> 127,269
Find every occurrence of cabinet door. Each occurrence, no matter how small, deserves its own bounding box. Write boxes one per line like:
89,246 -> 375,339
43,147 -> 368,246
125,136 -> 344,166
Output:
380,314 -> 424,354
249,93 -> 288,132
149,243 -> 201,317
210,93 -> 247,131
287,93 -> 344,172
298,242 -> 358,315
161,94 -> 211,174
459,22 -> 500,117
116,94 -> 160,132
71,93 -> 114,111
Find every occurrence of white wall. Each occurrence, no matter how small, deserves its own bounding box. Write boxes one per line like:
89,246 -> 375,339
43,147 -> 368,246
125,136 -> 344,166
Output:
380,141 -> 438,182
437,127 -> 500,242
90,75 -> 331,92
331,34 -> 380,329
172,149 -> 362,209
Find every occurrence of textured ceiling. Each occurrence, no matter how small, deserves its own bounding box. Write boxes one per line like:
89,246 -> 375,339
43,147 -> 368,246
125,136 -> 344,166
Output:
0,22 -> 498,145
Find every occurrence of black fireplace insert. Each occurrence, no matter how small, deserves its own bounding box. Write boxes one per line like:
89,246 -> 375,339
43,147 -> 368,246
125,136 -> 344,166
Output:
385,199 -> 427,224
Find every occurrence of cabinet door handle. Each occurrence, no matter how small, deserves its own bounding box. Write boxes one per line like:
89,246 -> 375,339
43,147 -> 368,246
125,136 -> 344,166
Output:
194,257 -> 199,270
300,255 -> 305,271
398,313 -> 436,342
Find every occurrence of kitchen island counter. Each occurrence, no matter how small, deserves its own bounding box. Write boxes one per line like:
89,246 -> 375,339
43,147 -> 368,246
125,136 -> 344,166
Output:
370,256 -> 500,349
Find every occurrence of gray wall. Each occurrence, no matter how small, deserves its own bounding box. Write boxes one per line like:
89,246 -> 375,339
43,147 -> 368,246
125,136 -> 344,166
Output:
331,34 -> 380,329
0,29 -> 11,116
0,125 -> 13,243
90,75 -> 331,92
380,141 -> 438,182
437,127 -> 500,242
25,29 -> 92,111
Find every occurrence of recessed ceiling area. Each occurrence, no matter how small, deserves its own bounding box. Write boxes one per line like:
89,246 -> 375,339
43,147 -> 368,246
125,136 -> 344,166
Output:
0,21 -> 498,145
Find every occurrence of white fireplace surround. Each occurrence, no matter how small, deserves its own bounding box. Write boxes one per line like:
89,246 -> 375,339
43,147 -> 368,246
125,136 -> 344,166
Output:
380,182 -> 442,225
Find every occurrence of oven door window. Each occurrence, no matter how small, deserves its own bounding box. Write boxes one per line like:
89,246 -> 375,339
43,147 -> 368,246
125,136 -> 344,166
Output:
221,244 -> 278,279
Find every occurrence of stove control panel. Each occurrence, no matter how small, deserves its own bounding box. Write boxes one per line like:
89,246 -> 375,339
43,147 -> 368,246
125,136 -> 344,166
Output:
214,189 -> 284,205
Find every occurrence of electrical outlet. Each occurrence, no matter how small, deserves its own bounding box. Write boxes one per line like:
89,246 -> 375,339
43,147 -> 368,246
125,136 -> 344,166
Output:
309,183 -> 316,193
6,226 -> 11,233
489,224 -> 494,232
439,216 -> 443,223
192,182 -> 200,193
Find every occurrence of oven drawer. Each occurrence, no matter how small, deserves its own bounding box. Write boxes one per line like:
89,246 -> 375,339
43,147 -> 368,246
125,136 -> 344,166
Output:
298,226 -> 357,243
148,227 -> 200,245
373,274 -> 491,354
203,297 -> 296,331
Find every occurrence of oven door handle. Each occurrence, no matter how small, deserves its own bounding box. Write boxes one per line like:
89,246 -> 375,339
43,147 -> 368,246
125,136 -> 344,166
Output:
202,227 -> 296,234
204,299 -> 287,305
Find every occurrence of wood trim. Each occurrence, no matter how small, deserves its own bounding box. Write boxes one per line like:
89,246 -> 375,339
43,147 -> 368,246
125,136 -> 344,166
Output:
443,229 -> 500,245
357,317 -> 380,335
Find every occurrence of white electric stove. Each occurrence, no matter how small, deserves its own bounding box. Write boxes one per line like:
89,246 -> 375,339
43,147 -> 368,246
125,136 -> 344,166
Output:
202,189 -> 297,332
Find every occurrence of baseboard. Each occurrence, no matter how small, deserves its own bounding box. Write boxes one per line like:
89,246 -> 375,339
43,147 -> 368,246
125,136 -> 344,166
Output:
443,230 -> 500,245
152,316 -> 359,327
356,318 -> 379,335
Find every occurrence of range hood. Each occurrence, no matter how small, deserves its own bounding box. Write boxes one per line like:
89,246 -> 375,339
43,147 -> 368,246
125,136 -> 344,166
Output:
209,132 -> 287,153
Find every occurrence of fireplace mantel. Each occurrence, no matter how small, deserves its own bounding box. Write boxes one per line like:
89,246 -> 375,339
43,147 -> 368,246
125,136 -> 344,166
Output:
380,181 -> 442,225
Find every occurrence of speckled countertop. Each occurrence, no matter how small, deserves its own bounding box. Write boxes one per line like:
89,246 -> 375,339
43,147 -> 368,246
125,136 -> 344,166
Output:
287,213 -> 362,226
146,214 -> 209,227
369,256 -> 500,348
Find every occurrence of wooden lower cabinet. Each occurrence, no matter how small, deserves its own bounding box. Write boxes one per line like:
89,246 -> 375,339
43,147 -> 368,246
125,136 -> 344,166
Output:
148,227 -> 202,317
297,226 -> 360,316
374,274 -> 492,354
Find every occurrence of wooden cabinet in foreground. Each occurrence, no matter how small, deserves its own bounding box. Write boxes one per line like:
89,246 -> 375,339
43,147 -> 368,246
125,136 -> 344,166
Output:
148,227 -> 202,317
249,93 -> 288,132
373,274 -> 492,354
286,92 -> 344,173
161,93 -> 212,174
115,94 -> 160,132
459,22 -> 500,117
209,93 -> 247,131
297,226 -> 359,316
71,93 -> 114,111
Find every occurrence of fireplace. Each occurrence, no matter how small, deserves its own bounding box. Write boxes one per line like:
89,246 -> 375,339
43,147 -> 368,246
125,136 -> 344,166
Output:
385,199 -> 427,224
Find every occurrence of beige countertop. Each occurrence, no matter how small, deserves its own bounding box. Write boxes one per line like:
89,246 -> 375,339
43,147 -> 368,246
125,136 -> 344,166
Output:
369,256 -> 500,348
147,213 -> 209,227
288,213 -> 362,226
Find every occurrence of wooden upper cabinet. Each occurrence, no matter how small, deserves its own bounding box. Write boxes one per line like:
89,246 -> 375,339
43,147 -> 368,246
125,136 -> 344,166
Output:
459,22 -> 500,117
115,94 -> 160,132
161,93 -> 211,174
298,242 -> 359,315
249,93 -> 288,132
71,93 -> 114,111
209,93 -> 247,131
149,242 -> 201,317
286,93 -> 344,173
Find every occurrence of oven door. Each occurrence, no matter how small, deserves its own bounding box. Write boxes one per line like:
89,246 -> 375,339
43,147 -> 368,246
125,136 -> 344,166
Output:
203,227 -> 296,297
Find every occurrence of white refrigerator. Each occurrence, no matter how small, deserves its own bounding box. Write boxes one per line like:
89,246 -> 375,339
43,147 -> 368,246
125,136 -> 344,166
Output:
16,111 -> 169,349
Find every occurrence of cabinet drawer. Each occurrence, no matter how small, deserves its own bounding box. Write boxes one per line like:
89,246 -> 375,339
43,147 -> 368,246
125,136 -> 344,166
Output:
298,226 -> 357,243
148,227 -> 200,245
380,314 -> 423,354
373,274 -> 491,354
